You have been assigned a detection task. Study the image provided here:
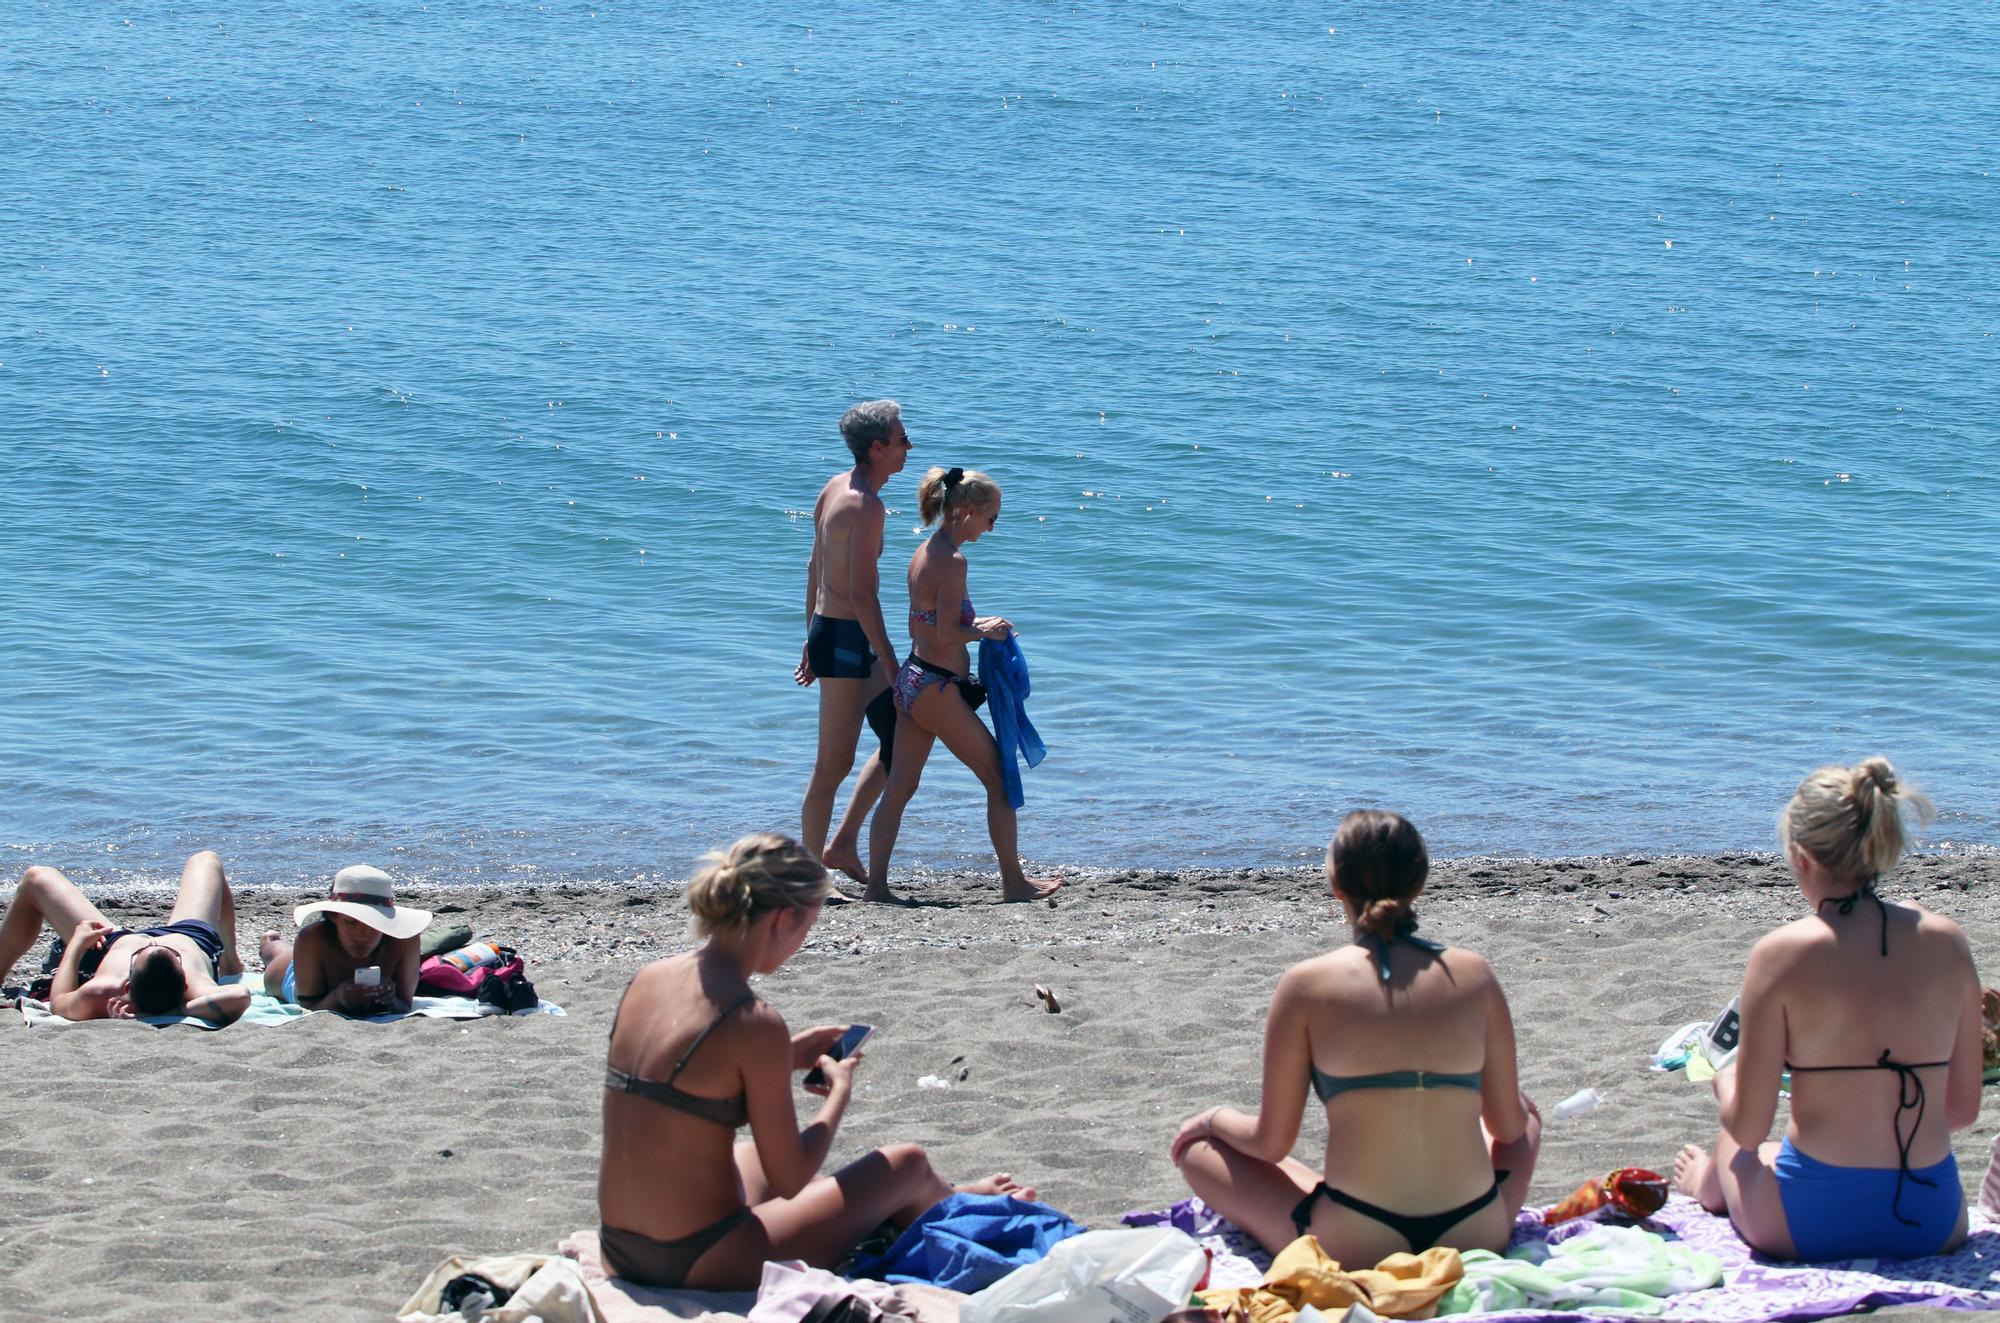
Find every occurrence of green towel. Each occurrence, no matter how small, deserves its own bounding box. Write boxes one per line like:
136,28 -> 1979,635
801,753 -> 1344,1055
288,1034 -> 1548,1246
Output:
1438,1225 -> 1722,1316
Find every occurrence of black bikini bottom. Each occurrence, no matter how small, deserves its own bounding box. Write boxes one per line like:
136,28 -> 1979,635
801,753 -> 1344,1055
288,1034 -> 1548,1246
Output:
1291,1171 -> 1509,1251
599,1208 -> 755,1287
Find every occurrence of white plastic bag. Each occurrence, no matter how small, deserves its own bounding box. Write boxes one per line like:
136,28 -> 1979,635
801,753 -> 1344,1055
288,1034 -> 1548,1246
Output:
961,1227 -> 1206,1323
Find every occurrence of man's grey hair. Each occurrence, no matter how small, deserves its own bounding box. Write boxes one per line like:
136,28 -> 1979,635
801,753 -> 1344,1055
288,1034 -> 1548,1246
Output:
839,399 -> 902,461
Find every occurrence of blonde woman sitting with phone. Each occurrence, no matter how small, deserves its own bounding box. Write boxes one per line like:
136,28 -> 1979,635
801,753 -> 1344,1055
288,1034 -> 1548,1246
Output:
597,833 -> 1033,1289
260,864 -> 430,1014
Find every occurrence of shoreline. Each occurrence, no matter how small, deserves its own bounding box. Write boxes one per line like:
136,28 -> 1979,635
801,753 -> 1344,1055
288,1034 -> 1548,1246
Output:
29,850 -> 1994,964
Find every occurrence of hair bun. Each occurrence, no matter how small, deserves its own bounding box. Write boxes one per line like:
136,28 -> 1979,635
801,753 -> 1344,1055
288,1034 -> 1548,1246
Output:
944,466 -> 963,489
1856,756 -> 1898,796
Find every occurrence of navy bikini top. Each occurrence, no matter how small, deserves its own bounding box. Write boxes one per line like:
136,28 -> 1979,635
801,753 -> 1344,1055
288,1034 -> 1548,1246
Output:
1785,886 -> 1949,1230
1310,922 -> 1481,1104
604,991 -> 757,1129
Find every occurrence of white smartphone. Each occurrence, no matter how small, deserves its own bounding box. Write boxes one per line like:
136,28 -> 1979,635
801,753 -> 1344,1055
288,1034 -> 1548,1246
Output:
803,1024 -> 874,1089
354,966 -> 382,988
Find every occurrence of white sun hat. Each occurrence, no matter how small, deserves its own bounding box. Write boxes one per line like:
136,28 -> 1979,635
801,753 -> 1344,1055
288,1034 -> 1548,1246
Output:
294,864 -> 434,940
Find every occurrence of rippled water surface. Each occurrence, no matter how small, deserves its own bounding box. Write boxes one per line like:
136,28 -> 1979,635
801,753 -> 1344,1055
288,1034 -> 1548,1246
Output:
4,3 -> 1997,884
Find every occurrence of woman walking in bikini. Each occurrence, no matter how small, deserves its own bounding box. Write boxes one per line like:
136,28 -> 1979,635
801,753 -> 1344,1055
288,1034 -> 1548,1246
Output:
863,465 -> 1062,905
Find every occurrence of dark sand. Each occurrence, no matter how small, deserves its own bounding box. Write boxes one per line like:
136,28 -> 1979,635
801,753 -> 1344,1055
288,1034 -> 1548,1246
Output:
4,853 -> 1997,1321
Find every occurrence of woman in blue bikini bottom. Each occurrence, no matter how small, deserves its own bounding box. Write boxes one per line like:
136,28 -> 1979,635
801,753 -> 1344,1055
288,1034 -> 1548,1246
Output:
1673,757 -> 1979,1262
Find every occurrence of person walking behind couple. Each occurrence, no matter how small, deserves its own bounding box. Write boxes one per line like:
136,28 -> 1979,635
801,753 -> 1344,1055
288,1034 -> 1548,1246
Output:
796,399 -> 910,888
0,851 -> 250,1025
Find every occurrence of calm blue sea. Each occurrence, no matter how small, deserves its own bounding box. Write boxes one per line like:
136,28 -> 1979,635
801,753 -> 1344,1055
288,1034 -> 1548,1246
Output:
4,3 -> 1997,887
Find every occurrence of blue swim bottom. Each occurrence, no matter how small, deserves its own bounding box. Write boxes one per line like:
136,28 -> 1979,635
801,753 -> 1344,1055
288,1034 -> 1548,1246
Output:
280,962 -> 297,1003
1774,1137 -> 1961,1261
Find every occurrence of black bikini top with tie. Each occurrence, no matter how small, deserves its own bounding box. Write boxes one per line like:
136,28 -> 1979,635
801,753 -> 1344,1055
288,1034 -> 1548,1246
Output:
1783,886 -> 1950,1229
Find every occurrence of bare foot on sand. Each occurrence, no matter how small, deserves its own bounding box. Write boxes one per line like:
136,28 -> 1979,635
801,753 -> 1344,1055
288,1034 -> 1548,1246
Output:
1001,874 -> 1064,903
958,1172 -> 1038,1202
860,885 -> 918,907
1673,1143 -> 1725,1213
821,840 -> 870,888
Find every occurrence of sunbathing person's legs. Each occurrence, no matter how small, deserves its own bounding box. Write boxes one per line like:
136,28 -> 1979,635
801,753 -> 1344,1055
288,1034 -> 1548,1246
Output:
0,865 -> 109,984
1176,1134 -> 1318,1254
1673,1065 -> 1798,1259
167,850 -> 244,976
683,1142 -> 1033,1290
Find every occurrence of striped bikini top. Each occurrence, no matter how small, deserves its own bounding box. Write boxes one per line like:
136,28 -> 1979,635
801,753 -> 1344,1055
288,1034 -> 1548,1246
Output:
912,596 -> 975,628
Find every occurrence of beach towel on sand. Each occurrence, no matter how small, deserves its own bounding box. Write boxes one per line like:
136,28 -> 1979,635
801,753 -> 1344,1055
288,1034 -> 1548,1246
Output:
849,1192 -> 1086,1291
399,1251 -> 602,1323
555,1231 -> 964,1323
1129,1194 -> 2000,1322
1198,1234 -> 1463,1323
14,972 -> 564,1028
1438,1224 -> 1720,1315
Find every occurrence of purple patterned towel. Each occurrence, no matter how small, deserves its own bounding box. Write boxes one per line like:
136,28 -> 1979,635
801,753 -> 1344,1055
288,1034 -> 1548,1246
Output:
1123,1195 -> 2000,1321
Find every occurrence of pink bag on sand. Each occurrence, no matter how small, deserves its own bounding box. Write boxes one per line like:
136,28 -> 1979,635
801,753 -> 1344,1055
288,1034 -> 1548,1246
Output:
418,946 -> 516,997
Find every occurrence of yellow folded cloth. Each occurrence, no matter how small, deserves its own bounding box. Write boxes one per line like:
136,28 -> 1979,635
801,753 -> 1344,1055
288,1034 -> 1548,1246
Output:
1198,1235 -> 1463,1323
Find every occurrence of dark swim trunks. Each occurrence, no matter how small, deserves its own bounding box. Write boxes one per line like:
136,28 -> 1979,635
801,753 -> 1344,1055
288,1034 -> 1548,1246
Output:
806,615 -> 875,679
807,616 -> 896,769
58,918 -> 225,980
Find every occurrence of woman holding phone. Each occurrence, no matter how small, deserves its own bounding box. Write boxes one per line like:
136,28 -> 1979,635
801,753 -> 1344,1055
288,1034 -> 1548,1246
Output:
597,832 -> 1034,1289
261,864 -> 428,1014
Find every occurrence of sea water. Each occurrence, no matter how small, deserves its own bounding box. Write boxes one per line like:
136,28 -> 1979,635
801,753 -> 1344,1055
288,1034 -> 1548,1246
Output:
4,3 -> 1997,885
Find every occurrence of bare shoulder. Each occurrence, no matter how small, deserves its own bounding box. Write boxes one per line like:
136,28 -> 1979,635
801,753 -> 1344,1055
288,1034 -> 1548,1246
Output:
855,488 -> 888,537
624,953 -> 691,998
1438,945 -> 1496,978
726,996 -> 791,1054
1276,950 -> 1344,996
1749,917 -> 1825,970
1435,946 -> 1505,1004
812,473 -> 842,519
1906,900 -> 1972,949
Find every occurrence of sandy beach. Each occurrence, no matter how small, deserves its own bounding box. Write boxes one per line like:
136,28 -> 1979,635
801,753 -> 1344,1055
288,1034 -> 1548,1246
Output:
5,853 -> 1999,1322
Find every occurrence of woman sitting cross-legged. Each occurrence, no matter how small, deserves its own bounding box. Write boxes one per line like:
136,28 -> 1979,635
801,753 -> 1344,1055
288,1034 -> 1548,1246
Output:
597,832 -> 1033,1289
1674,758 -> 1981,1261
1171,810 -> 1541,1261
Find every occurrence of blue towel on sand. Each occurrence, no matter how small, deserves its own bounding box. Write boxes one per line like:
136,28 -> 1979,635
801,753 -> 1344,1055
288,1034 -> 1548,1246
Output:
978,635 -> 1046,810
848,1193 -> 1084,1291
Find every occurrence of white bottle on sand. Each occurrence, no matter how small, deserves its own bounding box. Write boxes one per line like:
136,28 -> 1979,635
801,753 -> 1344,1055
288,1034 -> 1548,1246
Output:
1552,1087 -> 1601,1120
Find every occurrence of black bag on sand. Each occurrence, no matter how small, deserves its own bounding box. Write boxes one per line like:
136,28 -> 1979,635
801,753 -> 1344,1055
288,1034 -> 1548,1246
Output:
474,959 -> 539,1013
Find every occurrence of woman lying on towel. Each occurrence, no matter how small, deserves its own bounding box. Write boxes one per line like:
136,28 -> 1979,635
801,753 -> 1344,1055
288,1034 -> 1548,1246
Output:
597,833 -> 1033,1289
1171,810 -> 1541,1261
260,865 -> 429,1014
1674,758 -> 1982,1261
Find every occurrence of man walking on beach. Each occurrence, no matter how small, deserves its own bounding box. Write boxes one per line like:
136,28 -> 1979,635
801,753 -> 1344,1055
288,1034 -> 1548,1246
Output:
0,851 -> 250,1025
797,399 -> 911,885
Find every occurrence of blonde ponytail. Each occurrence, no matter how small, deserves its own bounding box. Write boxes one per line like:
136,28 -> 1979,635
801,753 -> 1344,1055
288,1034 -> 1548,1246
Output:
916,466 -> 1001,527
1778,756 -> 1934,892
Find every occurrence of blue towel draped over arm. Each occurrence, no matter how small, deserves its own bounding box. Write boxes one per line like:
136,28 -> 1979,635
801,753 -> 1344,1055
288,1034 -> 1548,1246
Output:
978,635 -> 1046,810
